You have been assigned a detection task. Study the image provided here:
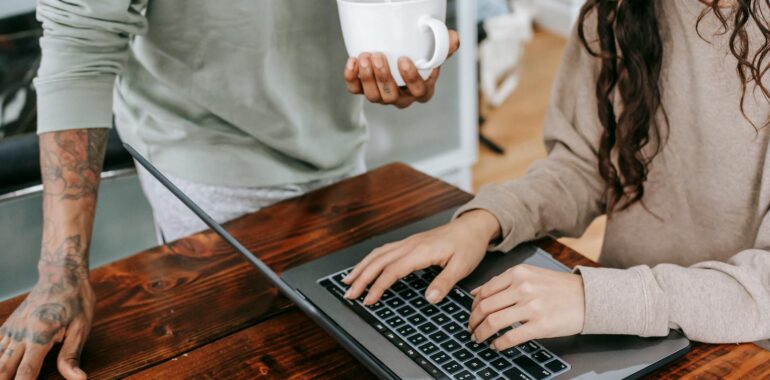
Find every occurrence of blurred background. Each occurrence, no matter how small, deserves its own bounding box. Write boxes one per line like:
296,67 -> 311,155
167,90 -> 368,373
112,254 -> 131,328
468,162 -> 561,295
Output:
0,0 -> 603,300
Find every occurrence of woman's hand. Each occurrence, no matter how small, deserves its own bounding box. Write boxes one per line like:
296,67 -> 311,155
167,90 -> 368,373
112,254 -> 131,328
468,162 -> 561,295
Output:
343,209 -> 501,305
343,30 -> 460,109
468,265 -> 585,351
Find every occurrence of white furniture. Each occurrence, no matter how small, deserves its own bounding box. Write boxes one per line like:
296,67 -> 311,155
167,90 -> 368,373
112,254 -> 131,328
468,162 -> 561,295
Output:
532,0 -> 584,37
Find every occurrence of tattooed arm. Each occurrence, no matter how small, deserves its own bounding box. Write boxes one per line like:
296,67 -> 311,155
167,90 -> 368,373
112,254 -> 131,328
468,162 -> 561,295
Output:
0,129 -> 107,380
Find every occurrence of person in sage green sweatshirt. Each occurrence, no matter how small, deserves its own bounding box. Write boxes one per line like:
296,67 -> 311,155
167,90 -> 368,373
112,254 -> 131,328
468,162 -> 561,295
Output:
347,0 -> 770,353
0,1 -> 459,379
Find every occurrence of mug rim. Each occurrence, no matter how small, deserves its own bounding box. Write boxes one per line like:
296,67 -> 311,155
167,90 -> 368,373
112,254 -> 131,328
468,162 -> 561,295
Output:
337,0 -> 439,6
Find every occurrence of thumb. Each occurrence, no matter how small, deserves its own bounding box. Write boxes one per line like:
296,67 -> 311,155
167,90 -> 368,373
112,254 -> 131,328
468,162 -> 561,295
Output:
57,321 -> 88,380
425,259 -> 467,304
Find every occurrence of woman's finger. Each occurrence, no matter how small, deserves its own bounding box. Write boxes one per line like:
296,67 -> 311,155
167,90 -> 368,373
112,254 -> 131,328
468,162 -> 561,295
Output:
471,274 -> 510,310
491,322 -> 542,351
345,249 -> 403,300
344,242 -> 400,285
416,67 -> 440,103
365,251 -> 434,305
472,305 -> 529,344
371,53 -> 400,104
425,258 -> 469,304
343,58 -> 363,94
468,286 -> 519,332
357,53 -> 382,103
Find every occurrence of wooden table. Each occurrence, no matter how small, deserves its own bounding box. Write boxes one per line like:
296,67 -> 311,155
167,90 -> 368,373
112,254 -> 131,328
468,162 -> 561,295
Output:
1,164 -> 768,379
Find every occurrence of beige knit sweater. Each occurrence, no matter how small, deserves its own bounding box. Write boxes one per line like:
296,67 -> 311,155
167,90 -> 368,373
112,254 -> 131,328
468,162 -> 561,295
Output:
458,1 -> 770,348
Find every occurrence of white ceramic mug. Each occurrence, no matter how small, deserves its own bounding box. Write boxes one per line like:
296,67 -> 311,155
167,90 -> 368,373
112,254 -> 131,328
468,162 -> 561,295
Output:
337,0 -> 450,86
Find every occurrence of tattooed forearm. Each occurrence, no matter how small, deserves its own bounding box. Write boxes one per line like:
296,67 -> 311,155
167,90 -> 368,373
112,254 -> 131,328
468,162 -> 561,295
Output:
40,129 -> 108,201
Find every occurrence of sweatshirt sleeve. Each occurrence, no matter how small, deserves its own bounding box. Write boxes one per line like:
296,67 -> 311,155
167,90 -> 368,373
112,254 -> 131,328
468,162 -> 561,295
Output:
454,25 -> 606,252
34,0 -> 148,134
576,212 -> 770,346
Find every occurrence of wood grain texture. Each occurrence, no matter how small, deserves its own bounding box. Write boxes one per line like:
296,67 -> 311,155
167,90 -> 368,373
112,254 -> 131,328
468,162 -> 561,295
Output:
2,163 -> 768,379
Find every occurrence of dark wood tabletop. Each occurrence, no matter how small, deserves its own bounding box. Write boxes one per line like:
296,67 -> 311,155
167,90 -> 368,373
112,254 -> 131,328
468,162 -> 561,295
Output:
1,163 -> 768,379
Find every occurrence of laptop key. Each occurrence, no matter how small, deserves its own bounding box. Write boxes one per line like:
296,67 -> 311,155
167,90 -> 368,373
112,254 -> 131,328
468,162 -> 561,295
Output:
465,341 -> 486,352
399,289 -> 418,300
385,298 -> 405,308
391,281 -> 407,292
491,357 -> 511,371
380,289 -> 395,300
440,339 -> 462,353
431,313 -> 451,325
447,288 -> 474,309
517,341 -> 540,354
454,370 -> 474,380
430,351 -> 451,364
396,325 -> 416,337
396,305 -> 416,317
454,311 -> 470,323
502,367 -> 534,380
410,297 -> 429,308
440,301 -> 461,314
418,322 -> 438,334
465,358 -> 484,371
403,273 -> 418,282
429,331 -> 449,343
454,331 -> 471,342
376,308 -> 394,319
442,360 -> 463,374
479,348 -> 500,361
409,279 -> 429,290
386,316 -> 405,328
366,301 -> 384,311
407,314 -> 427,325
421,305 -> 439,317
419,342 -> 439,355
513,356 -> 551,380
531,350 -> 554,363
545,359 -> 568,373
443,322 -> 462,334
501,346 -> 522,358
477,367 -> 499,380
453,349 -> 473,362
408,334 -> 427,346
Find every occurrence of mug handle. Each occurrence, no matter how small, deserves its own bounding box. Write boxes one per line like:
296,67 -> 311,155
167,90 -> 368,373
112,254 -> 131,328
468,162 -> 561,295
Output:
414,15 -> 450,70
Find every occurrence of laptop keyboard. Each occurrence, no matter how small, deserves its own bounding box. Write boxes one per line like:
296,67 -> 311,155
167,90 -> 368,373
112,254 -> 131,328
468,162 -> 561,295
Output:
318,266 -> 570,380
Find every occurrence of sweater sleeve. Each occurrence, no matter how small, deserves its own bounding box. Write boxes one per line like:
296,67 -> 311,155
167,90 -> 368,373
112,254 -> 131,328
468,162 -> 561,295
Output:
455,24 -> 606,252
34,0 -> 148,134
576,212 -> 770,346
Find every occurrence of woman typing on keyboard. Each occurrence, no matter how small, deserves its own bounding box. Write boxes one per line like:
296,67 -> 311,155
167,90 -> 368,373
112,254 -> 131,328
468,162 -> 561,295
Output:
345,0 -> 770,352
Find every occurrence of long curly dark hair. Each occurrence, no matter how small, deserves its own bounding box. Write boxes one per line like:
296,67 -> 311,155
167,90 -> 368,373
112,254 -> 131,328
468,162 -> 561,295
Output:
577,0 -> 770,212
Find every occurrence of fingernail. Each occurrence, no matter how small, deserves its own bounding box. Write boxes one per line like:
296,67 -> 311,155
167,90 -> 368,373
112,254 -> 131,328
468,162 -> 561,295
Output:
360,58 -> 369,69
344,289 -> 353,299
372,55 -> 385,70
491,342 -> 498,351
426,289 -> 440,304
399,57 -> 410,70
472,334 -> 478,343
346,58 -> 355,70
76,368 -> 86,377
471,287 -> 480,295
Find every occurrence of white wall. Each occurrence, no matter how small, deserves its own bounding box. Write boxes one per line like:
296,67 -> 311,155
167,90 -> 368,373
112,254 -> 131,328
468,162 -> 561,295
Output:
0,0 -> 35,18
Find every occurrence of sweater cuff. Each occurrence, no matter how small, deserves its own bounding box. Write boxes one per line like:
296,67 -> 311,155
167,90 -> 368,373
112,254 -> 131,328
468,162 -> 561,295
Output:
453,196 -> 518,252
575,266 -> 669,336
35,77 -> 116,134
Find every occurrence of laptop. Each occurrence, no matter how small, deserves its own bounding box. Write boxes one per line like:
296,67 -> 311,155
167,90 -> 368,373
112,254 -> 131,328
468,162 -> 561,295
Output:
126,144 -> 691,380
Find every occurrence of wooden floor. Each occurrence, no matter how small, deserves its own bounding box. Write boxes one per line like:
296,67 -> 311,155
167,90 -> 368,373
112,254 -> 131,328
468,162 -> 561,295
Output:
472,30 -> 606,261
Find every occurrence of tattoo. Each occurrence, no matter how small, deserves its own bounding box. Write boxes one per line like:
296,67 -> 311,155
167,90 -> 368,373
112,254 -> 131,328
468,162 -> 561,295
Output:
383,83 -> 392,95
40,129 -> 108,202
39,235 -> 89,275
12,329 -> 25,342
32,303 -> 67,325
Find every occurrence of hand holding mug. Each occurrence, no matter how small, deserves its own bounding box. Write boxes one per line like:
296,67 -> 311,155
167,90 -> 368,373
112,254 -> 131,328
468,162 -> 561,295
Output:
338,0 -> 459,108
343,31 -> 459,108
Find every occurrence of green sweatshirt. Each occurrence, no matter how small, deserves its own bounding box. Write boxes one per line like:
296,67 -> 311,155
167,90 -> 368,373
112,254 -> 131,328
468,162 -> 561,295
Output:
35,0 -> 367,187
